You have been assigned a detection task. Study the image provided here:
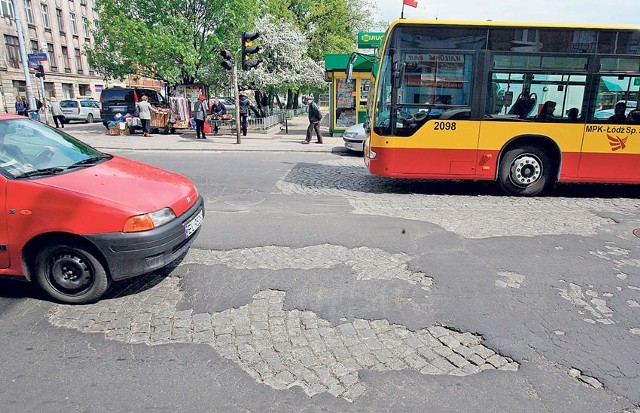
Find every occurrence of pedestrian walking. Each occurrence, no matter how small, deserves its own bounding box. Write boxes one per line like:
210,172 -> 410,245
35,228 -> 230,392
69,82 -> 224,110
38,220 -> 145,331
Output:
239,94 -> 259,136
303,96 -> 323,144
193,95 -> 209,139
136,95 -> 154,137
50,97 -> 65,128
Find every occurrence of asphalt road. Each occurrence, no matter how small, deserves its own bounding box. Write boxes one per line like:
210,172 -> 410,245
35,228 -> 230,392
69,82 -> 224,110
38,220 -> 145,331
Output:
1,126 -> 639,412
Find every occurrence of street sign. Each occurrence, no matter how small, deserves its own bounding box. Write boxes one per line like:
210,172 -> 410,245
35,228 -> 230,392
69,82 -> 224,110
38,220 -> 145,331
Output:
27,52 -> 47,61
28,61 -> 39,68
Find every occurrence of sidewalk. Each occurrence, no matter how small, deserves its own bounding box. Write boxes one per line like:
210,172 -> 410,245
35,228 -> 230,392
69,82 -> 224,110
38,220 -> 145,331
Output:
70,115 -> 346,153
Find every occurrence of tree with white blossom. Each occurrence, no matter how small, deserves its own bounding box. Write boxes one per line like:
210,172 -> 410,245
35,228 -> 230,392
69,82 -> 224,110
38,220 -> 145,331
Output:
238,16 -> 326,109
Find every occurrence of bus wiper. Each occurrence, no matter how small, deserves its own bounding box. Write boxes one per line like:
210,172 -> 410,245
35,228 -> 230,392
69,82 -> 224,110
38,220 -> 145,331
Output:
67,154 -> 112,169
15,167 -> 66,179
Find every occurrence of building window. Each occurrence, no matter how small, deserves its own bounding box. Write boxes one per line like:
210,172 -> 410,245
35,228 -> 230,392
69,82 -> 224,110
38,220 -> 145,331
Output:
47,43 -> 57,71
24,0 -> 33,24
1,0 -> 15,18
75,48 -> 83,73
56,9 -> 65,33
44,82 -> 55,99
80,0 -> 87,5
41,4 -> 50,28
70,13 -> 78,36
30,40 -> 39,53
61,83 -> 74,99
5,35 -> 20,68
83,17 -> 90,38
61,46 -> 71,73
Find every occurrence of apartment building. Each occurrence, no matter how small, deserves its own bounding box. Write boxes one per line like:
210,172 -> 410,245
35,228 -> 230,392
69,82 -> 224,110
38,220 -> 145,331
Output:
0,0 -> 113,113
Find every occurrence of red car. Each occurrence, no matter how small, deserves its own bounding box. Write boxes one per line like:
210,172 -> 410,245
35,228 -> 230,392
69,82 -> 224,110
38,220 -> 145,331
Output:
0,114 -> 204,304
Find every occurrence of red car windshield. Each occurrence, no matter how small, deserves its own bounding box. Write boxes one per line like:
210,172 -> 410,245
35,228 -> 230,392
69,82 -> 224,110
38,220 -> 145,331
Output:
0,118 -> 108,179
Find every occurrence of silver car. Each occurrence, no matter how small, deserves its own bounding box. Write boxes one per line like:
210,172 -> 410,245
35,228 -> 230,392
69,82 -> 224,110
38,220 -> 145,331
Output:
342,123 -> 365,152
60,99 -> 102,123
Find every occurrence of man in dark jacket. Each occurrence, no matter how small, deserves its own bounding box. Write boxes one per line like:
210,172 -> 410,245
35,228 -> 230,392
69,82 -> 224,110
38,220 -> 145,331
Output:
209,98 -> 227,134
239,94 -> 259,136
303,96 -> 323,144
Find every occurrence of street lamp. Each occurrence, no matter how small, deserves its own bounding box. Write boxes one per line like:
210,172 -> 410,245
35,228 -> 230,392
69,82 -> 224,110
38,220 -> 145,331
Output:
8,0 -> 38,118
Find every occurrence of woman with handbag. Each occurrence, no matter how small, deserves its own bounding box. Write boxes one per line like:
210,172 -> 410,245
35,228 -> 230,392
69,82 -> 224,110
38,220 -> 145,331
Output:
193,95 -> 209,139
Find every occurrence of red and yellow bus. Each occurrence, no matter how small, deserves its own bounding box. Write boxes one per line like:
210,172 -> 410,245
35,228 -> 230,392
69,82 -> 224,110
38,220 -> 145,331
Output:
363,20 -> 640,195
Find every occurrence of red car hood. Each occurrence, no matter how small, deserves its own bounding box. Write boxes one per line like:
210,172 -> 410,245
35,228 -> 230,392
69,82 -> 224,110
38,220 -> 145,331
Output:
37,155 -> 197,216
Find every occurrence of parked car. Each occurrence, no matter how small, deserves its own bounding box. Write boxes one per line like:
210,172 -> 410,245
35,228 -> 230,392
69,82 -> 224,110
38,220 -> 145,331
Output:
0,114 -> 204,304
100,87 -> 168,130
59,98 -> 102,123
342,123 -> 366,153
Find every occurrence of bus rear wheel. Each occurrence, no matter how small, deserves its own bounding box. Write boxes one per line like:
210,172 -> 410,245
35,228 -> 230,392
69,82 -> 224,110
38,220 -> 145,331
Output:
498,145 -> 553,196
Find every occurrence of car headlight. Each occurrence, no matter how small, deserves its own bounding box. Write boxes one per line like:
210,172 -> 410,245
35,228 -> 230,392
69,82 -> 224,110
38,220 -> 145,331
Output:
123,207 -> 176,232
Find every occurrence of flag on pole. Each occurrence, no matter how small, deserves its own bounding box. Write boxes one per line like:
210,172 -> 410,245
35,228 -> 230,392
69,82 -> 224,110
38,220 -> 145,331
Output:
404,0 -> 418,8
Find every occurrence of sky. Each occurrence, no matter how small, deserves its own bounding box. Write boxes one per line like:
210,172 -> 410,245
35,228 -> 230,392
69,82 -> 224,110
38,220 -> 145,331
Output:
374,0 -> 640,27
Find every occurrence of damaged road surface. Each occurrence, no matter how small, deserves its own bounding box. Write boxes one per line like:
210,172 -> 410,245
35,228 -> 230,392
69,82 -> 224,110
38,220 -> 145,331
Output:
1,152 -> 639,413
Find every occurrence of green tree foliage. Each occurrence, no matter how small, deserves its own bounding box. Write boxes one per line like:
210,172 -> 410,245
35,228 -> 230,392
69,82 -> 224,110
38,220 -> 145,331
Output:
261,0 -> 377,61
87,0 -> 259,85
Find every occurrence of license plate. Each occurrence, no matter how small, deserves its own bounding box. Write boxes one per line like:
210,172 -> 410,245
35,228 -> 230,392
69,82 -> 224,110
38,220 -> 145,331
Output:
184,209 -> 203,238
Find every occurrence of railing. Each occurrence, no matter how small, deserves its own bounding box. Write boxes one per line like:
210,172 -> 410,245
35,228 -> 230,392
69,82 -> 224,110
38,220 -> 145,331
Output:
209,106 -> 309,134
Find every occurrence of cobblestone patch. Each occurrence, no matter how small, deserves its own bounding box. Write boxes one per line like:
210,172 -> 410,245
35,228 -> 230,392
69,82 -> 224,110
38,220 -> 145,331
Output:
589,245 -> 640,269
495,271 -> 525,289
557,282 -> 615,325
48,281 -> 518,402
182,245 -> 433,291
276,158 -> 640,239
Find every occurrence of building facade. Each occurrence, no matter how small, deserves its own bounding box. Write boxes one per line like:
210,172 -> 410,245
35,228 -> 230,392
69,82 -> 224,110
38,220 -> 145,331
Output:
0,0 -> 114,113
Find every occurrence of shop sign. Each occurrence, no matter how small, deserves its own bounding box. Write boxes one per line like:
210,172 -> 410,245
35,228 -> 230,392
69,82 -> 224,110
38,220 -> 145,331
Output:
358,32 -> 384,49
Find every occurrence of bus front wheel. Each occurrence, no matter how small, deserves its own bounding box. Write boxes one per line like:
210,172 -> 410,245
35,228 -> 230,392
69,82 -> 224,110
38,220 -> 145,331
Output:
498,145 -> 552,196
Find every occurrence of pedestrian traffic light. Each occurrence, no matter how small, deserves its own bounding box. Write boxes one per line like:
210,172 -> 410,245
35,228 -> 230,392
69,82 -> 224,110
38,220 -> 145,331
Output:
241,32 -> 261,71
220,49 -> 233,71
34,64 -> 45,79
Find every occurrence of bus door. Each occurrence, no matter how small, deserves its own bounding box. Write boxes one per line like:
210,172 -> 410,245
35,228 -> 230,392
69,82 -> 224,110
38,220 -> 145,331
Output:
579,74 -> 640,181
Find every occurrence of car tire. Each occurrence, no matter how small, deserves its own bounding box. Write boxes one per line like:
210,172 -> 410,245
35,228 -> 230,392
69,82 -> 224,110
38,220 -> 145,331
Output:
35,242 -> 110,304
498,145 -> 553,196
86,113 -> 94,123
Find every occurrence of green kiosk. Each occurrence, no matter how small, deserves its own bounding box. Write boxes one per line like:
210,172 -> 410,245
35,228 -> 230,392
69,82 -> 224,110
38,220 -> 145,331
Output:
324,32 -> 382,136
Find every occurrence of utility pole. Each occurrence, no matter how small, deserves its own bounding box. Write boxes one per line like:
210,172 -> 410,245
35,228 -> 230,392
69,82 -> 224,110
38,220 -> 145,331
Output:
233,64 -> 241,144
9,0 -> 38,118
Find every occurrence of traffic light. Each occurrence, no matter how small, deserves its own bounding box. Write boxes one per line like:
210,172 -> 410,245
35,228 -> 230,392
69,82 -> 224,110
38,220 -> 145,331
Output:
220,49 -> 233,71
241,32 -> 261,71
35,64 -> 45,79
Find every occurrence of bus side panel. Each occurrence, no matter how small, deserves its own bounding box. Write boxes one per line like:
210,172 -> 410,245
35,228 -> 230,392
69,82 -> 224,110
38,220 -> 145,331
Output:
477,121 -> 585,179
368,120 -> 481,177
577,124 -> 640,181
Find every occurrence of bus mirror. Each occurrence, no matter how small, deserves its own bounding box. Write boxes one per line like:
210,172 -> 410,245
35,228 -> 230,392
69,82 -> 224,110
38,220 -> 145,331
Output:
504,91 -> 514,106
393,62 -> 405,88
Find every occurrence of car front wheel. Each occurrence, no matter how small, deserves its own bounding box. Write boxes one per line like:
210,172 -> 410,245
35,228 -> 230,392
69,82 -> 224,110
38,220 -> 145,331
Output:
86,113 -> 94,123
35,242 -> 110,304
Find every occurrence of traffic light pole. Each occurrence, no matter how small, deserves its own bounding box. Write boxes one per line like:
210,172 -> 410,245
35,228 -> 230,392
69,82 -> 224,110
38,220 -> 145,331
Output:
233,64 -> 241,144
10,0 -> 38,118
